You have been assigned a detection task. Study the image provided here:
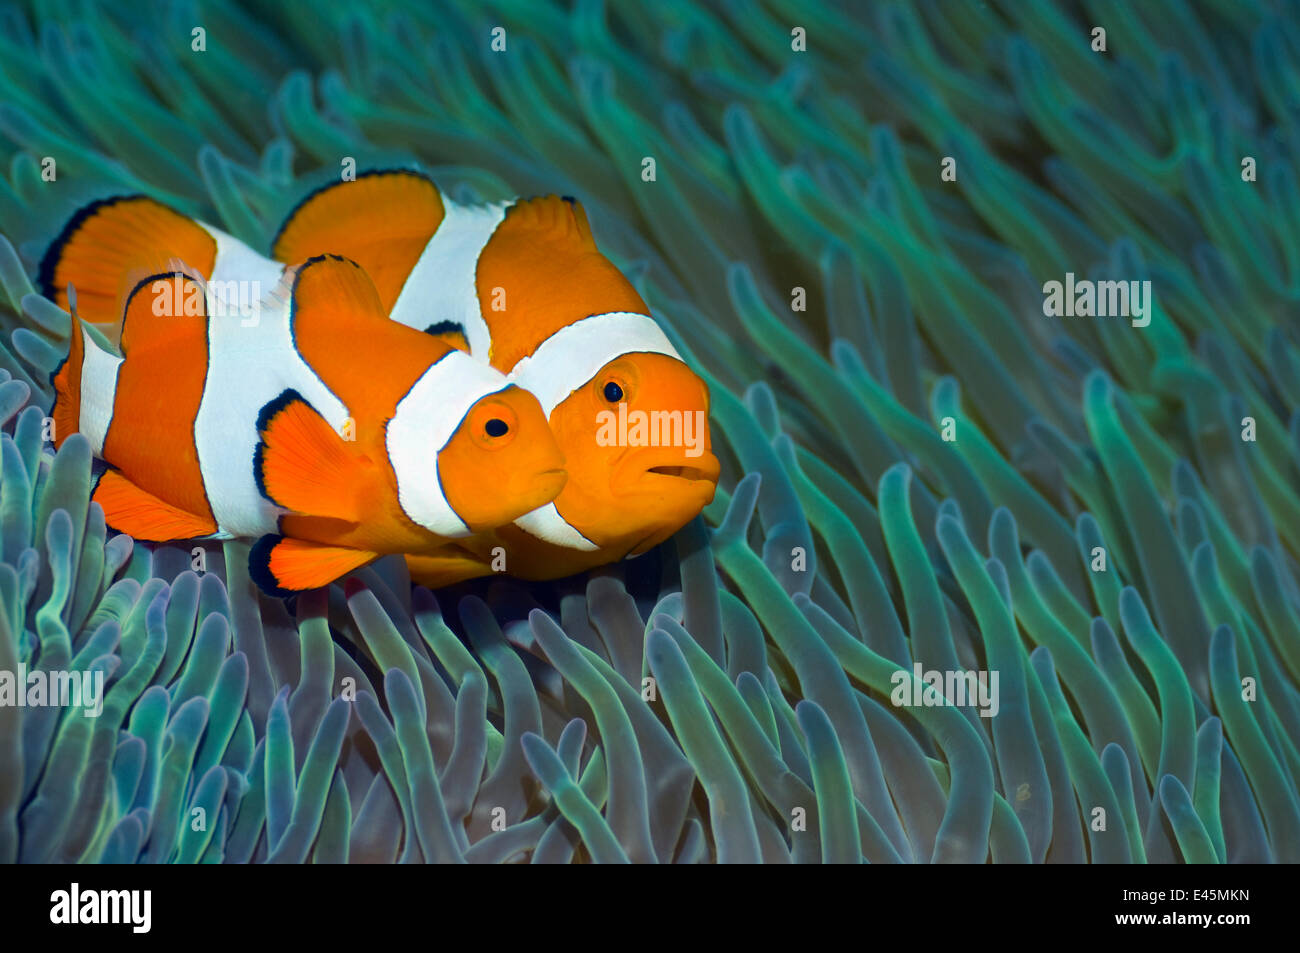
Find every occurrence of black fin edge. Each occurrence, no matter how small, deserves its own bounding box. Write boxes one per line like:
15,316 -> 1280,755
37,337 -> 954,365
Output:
252,388 -> 309,507
36,195 -> 145,302
248,533 -> 299,599
424,320 -> 465,337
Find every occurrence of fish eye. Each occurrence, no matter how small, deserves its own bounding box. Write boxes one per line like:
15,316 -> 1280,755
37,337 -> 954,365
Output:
467,398 -> 520,450
603,381 -> 624,403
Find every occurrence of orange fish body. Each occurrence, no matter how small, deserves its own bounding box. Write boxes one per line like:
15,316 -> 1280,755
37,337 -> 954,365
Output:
47,248 -> 566,595
273,170 -> 720,585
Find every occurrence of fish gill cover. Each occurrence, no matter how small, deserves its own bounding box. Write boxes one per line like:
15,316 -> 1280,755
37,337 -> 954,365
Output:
0,0 -> 1296,868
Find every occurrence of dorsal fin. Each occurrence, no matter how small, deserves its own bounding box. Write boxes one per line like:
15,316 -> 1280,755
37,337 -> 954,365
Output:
501,195 -> 599,252
118,269 -> 209,355
475,195 -> 648,369
39,195 -> 217,327
272,170 -> 445,313
288,254 -> 390,328
289,254 -> 458,424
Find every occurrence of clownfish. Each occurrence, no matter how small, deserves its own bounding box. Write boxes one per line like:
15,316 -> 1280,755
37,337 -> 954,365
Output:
271,170 -> 720,585
47,252 -> 566,595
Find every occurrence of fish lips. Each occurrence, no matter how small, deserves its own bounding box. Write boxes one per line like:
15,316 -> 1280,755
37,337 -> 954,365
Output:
617,449 -> 721,491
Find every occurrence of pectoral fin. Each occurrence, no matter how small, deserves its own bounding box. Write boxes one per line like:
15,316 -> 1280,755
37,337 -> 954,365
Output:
250,534 -> 379,596
254,389 -> 367,521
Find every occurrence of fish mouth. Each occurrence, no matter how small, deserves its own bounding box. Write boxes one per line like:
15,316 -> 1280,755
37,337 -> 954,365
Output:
644,464 -> 711,482
627,531 -> 666,556
621,450 -> 720,488
507,468 -> 566,518
536,468 -> 569,492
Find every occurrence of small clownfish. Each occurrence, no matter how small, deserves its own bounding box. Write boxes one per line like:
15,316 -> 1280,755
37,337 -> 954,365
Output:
272,170 -> 721,586
48,254 -> 567,596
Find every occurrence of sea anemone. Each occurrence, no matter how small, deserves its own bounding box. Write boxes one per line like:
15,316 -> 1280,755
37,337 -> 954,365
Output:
0,0 -> 1297,863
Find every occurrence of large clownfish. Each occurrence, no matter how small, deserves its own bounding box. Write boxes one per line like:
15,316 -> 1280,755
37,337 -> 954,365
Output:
271,170 -> 721,585
47,252 -> 566,595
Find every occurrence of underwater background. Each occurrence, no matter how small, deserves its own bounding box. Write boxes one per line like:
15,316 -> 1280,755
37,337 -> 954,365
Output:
0,0 -> 1298,864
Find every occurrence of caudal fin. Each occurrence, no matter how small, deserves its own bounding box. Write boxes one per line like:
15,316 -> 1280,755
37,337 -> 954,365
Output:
49,314 -> 84,450
37,196 -> 218,327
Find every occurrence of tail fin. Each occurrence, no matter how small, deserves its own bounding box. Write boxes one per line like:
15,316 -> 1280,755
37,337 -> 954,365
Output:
37,196 -> 218,327
49,314 -> 85,450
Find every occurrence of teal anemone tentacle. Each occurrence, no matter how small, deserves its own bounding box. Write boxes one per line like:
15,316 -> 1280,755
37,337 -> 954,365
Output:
0,0 -> 1294,867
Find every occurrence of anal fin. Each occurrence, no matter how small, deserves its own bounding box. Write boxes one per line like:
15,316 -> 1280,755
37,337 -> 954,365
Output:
250,535 -> 379,596
93,470 -> 218,541
404,550 -> 495,589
